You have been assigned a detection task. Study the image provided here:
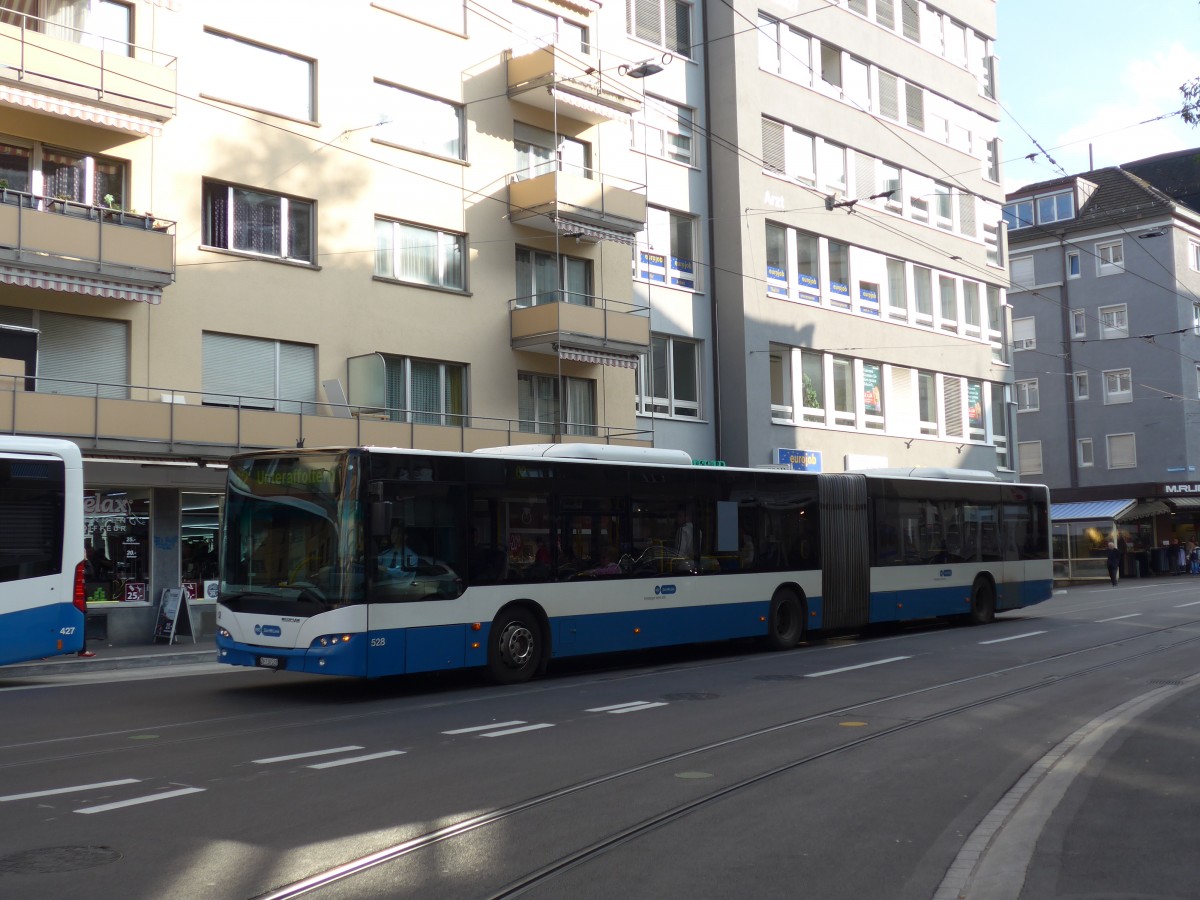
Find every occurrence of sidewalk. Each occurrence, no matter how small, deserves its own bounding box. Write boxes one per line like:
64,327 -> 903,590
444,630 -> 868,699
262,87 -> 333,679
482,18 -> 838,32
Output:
0,638 -> 217,678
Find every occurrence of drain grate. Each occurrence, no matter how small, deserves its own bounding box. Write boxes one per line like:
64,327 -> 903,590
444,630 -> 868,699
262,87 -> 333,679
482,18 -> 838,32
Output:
0,846 -> 122,875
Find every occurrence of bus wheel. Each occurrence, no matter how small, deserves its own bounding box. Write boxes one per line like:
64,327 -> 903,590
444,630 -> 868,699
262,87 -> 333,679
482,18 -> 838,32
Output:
487,608 -> 541,684
969,579 -> 995,626
767,589 -> 805,650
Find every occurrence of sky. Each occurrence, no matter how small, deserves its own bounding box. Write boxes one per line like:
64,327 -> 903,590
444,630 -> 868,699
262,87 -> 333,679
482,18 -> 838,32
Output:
995,0 -> 1200,192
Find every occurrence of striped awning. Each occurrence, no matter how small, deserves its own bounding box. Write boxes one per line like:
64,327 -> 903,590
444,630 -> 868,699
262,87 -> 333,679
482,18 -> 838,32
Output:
1117,500 -> 1170,520
0,265 -> 163,304
558,346 -> 638,369
0,84 -> 162,136
1049,499 -> 1135,522
548,87 -> 633,124
1167,498 -> 1200,509
554,217 -> 638,246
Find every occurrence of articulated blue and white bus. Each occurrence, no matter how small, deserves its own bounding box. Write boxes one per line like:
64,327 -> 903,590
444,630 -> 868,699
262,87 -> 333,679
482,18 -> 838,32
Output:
215,444 -> 1052,682
0,436 -> 87,667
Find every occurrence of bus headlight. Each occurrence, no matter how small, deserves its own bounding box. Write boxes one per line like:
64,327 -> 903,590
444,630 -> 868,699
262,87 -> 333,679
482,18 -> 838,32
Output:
218,627 -> 231,640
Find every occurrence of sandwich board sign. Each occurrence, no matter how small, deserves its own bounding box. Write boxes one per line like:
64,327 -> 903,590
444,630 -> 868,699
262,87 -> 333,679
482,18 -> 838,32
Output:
153,587 -> 195,644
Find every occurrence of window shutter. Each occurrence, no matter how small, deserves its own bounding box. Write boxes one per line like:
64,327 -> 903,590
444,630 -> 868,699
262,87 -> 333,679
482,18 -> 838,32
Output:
958,191 -> 977,237
632,0 -> 659,43
943,377 -> 963,437
1010,256 -> 1034,289
901,1 -> 920,40
1108,434 -> 1136,468
1018,442 -> 1043,476
877,70 -> 899,120
848,0 -> 867,13
277,341 -> 316,414
38,312 -> 129,399
890,367 -> 916,434
876,0 -> 895,29
761,117 -> 785,174
203,333 -> 274,408
904,83 -> 925,130
854,151 -> 875,202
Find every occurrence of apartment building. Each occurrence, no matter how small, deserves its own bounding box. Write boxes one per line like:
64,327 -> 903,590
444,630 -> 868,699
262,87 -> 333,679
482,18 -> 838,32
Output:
0,0 -> 711,639
1005,149 -> 1200,578
704,0 -> 1012,472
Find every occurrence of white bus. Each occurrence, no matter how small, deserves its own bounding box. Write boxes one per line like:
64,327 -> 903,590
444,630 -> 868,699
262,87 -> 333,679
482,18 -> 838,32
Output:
0,436 -> 87,666
215,445 -> 1053,682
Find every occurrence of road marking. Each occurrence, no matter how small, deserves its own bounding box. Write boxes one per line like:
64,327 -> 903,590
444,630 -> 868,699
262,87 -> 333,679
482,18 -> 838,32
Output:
1176,600 -> 1200,608
979,630 -> 1047,645
1096,614 -> 1142,622
307,751 -> 406,769
805,656 -> 910,677
0,779 -> 140,802
253,746 -> 364,764
480,723 -> 555,737
442,721 -> 525,735
76,787 -> 204,814
586,701 -> 668,713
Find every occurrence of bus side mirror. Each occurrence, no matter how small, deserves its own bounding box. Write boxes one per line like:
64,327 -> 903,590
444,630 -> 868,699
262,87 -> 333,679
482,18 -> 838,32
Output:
370,501 -> 393,536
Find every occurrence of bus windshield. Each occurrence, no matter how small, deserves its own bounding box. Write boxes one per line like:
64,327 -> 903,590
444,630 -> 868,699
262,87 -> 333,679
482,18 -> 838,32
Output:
221,452 -> 364,614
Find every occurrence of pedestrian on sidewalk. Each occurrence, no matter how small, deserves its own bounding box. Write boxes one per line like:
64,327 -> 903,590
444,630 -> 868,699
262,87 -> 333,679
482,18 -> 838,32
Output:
1106,541 -> 1121,587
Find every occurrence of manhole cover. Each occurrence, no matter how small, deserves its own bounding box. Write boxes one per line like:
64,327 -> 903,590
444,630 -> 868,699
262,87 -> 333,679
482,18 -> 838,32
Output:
0,846 -> 122,874
660,692 -> 719,701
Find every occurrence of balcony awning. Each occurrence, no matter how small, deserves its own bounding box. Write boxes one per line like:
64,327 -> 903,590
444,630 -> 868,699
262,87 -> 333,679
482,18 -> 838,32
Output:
0,265 -> 162,304
1050,499 -> 1135,522
0,83 -> 162,136
1167,497 -> 1200,509
554,217 -> 638,246
558,346 -> 639,369
547,87 -> 633,124
1116,500 -> 1170,520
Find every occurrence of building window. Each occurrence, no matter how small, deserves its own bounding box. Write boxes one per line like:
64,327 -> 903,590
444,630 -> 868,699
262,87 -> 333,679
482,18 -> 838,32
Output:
1107,433 -> 1136,469
984,138 -> 999,182
515,247 -> 591,307
1190,240 -> 1200,271
515,123 -> 590,180
1099,304 -> 1128,340
1103,368 -> 1132,404
512,1 -> 589,52
912,265 -> 933,320
202,30 -> 314,121
963,282 -> 981,333
1037,191 -> 1074,224
934,182 -> 954,230
374,82 -> 464,160
1074,371 -> 1089,401
1061,251 -> 1080,280
636,98 -> 694,165
1071,308 -> 1086,338
1193,302 -> 1200,336
0,307 -> 129,400
757,14 -> 813,86
769,344 -> 793,422
801,349 -> 825,423
760,118 -> 817,185
203,181 -> 314,263
917,371 -> 938,435
202,332 -> 316,413
374,219 -> 465,289
639,334 -> 700,419
1009,255 -> 1034,289
828,241 -> 850,298
628,0 -> 692,57
639,206 -> 697,290
938,274 -> 958,331
820,140 -> 847,194
375,1 -> 465,32
819,42 -> 842,90
36,145 -> 128,209
831,356 -> 855,426
519,373 -> 595,435
862,362 -> 884,430
796,231 -> 820,298
1016,379 -> 1039,412
1096,239 -> 1124,275
384,356 -> 467,425
1196,364 -> 1200,400
1003,200 -> 1033,230
1078,438 -> 1094,467
1018,441 -> 1043,477
1013,316 -> 1035,351
886,258 -> 907,318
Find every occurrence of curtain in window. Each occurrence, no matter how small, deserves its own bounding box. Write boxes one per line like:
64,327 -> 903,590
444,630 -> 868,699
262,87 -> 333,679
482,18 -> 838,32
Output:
288,200 -> 312,263
42,148 -> 85,203
384,356 -> 407,421
398,224 -> 437,285
374,219 -> 394,277
44,0 -> 88,43
562,257 -> 590,305
519,374 -> 558,434
203,182 -> 229,248
0,143 -> 31,191
443,364 -> 465,426
232,188 -> 281,256
671,340 -> 698,411
92,157 -> 123,208
440,232 -> 464,289
649,335 -> 669,405
565,377 -> 595,436
832,358 -> 854,415
410,360 -> 440,424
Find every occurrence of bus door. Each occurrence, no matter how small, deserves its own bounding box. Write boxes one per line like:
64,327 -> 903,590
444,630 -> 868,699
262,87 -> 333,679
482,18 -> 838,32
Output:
819,474 -> 870,628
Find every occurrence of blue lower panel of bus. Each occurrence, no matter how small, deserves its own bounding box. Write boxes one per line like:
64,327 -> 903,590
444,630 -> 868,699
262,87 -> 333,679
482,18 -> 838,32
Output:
0,602 -> 85,666
551,601 -> 770,657
999,578 -> 1054,611
869,586 -> 972,623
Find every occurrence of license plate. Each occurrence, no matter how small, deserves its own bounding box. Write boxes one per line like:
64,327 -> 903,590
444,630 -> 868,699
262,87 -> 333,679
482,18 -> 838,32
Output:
256,656 -> 281,669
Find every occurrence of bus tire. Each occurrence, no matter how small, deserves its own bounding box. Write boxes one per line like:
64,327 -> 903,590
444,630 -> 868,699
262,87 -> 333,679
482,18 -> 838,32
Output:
767,589 -> 805,650
968,578 -> 995,625
487,607 -> 542,684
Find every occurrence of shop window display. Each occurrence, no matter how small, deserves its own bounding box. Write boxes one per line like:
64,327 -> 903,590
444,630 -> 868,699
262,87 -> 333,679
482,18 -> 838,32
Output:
84,488 -> 150,603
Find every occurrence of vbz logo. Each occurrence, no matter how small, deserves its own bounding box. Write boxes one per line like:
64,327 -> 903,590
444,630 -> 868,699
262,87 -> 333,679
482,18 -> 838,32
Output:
939,569 -> 952,578
654,584 -> 677,596
254,624 -> 282,637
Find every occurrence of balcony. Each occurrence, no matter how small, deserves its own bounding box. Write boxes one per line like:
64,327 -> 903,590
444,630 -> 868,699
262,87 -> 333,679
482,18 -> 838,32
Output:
0,375 -> 652,457
0,190 -> 174,301
509,169 -> 646,245
510,294 -> 650,365
507,45 -> 642,125
0,10 -> 176,134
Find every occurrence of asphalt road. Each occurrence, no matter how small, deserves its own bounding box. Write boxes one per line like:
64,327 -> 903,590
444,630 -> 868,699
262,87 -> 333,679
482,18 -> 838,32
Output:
1,578 -> 1198,900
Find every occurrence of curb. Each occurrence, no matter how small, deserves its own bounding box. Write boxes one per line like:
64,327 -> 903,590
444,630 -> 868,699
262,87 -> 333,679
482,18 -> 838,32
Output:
1,650 -> 216,678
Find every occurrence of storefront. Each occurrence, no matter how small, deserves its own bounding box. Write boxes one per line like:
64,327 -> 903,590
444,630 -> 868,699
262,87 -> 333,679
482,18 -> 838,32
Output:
81,459 -> 226,646
1051,493 -> 1199,582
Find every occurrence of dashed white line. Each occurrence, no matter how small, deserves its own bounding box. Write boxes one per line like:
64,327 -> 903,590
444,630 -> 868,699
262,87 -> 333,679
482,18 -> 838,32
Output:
480,723 -> 555,737
586,701 -> 667,713
0,779 -> 140,802
442,721 -> 525,735
805,656 -> 911,678
1096,614 -> 1142,623
1176,600 -> 1200,608
76,787 -> 204,815
979,631 -> 1047,645
307,750 -> 406,769
253,746 -> 365,764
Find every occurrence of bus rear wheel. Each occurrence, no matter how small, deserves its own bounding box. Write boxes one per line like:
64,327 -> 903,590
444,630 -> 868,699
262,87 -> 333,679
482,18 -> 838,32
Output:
487,608 -> 542,684
968,578 -> 995,625
767,589 -> 805,650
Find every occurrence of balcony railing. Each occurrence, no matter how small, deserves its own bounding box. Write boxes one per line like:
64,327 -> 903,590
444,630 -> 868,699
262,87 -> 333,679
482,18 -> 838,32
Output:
507,45 -> 642,124
508,168 -> 646,242
0,8 -> 177,126
510,293 -> 650,359
0,188 -> 174,287
0,375 -> 653,458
